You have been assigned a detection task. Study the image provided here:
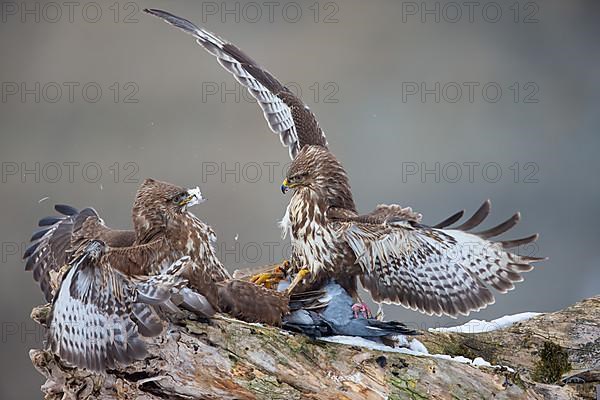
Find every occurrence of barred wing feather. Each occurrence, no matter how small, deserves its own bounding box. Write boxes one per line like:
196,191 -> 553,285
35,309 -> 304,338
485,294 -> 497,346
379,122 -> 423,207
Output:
144,8 -> 327,159
342,200 -> 544,317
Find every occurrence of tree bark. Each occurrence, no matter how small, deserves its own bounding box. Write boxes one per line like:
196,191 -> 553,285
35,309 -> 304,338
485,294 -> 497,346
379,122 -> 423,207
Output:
30,296 -> 599,399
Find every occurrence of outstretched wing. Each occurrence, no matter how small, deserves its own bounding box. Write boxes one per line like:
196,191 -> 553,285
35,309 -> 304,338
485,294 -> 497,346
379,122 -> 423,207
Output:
144,8 -> 327,159
49,248 -> 184,372
339,200 -> 545,317
69,212 -> 166,277
23,205 -> 110,302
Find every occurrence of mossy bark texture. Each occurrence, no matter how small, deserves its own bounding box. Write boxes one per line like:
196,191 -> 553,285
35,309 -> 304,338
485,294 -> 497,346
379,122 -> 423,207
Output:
30,296 -> 598,399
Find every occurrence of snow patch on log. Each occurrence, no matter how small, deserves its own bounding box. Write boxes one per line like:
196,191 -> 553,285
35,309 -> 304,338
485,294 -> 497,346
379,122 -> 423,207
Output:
319,334 -> 515,371
429,311 -> 542,333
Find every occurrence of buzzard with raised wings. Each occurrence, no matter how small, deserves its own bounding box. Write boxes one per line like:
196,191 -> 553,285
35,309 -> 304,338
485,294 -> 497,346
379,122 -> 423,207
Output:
24,178 -> 288,326
145,9 -> 545,318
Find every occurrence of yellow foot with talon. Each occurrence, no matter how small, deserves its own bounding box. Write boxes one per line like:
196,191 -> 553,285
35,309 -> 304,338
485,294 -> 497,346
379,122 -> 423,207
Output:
286,267 -> 310,293
249,261 -> 289,289
250,272 -> 274,286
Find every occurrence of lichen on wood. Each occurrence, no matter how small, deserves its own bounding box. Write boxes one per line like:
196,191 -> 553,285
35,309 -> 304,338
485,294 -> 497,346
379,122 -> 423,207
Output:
532,341 -> 572,384
29,296 -> 599,399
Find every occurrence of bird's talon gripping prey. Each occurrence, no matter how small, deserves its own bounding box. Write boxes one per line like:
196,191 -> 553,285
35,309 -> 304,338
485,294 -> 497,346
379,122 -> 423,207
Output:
286,267 -> 310,293
250,272 -> 268,285
352,303 -> 373,319
250,272 -> 276,287
249,262 -> 288,289
249,260 -> 291,289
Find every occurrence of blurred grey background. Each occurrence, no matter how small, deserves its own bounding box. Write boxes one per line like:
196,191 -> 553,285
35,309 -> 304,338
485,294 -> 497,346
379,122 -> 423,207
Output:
1,0 -> 598,398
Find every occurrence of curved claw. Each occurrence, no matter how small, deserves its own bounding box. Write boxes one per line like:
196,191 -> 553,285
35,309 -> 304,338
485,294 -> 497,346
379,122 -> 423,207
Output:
249,262 -> 289,289
286,267 -> 310,293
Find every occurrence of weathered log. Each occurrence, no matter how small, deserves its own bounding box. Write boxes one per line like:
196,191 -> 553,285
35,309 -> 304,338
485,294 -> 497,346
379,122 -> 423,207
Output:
30,296 -> 599,399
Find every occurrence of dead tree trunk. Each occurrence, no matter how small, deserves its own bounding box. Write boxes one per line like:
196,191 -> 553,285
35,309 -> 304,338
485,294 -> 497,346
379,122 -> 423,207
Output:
30,296 -> 599,399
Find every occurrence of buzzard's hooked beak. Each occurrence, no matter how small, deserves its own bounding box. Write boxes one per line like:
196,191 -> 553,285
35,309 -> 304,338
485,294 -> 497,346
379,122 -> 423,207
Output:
179,186 -> 206,207
281,178 -> 290,194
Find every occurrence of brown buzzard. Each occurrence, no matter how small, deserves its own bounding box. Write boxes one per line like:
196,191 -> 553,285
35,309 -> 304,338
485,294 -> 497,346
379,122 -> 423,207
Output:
144,9 -> 545,317
24,178 -> 288,325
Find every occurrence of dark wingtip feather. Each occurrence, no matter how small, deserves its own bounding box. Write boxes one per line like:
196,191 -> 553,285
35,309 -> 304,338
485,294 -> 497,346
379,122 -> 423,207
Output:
455,200 -> 491,231
432,210 -> 464,229
144,8 -> 201,36
24,254 -> 36,271
370,320 -> 420,336
508,262 -> 534,272
475,212 -> 521,239
38,216 -> 61,227
520,255 -> 548,262
500,233 -> 539,249
23,242 -> 39,259
54,204 -> 78,216
30,228 -> 51,241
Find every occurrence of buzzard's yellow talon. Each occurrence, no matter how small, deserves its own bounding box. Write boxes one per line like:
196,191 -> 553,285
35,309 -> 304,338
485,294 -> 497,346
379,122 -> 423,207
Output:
286,267 -> 310,293
250,272 -> 274,286
249,260 -> 290,289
